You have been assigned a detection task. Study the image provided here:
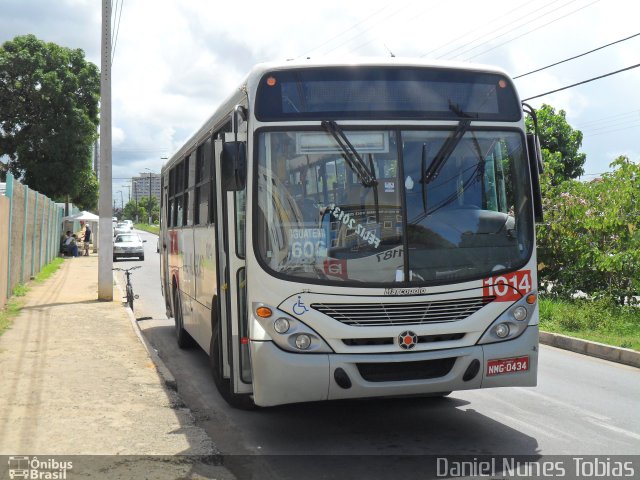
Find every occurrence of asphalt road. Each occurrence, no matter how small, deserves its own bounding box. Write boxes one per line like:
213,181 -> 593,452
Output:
116,229 -> 639,477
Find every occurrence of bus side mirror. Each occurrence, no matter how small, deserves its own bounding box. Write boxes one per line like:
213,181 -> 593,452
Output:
221,141 -> 247,191
526,133 -> 544,223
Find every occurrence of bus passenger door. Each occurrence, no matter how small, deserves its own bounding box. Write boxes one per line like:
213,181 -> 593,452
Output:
214,124 -> 252,395
160,180 -> 170,309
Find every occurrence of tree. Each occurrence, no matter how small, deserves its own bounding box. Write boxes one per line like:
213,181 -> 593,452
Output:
123,200 -> 146,223
525,104 -> 586,185
0,34 -> 100,207
538,156 -> 640,304
140,196 -> 160,223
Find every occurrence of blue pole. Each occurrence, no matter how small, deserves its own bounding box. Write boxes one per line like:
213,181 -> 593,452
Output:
5,173 -> 14,298
21,185 -> 29,284
31,192 -> 38,277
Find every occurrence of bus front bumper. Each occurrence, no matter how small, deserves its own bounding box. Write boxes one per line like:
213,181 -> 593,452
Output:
250,325 -> 538,407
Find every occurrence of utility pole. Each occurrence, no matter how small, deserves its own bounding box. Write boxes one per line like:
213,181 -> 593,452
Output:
98,0 -> 113,301
133,179 -> 138,222
122,182 -> 131,215
145,167 -> 154,224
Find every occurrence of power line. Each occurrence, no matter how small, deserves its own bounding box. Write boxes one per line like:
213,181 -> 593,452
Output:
521,62 -> 640,101
111,0 -> 124,65
576,109 -> 640,128
462,0 -> 600,61
514,32 -> 640,78
419,0 -> 536,58
345,2 -> 447,56
584,121 -> 640,134
439,0 -> 574,60
584,123 -> 640,137
298,3 -> 393,58
324,2 -> 415,56
580,116 -> 640,133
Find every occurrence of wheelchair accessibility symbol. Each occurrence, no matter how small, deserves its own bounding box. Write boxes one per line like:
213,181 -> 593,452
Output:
292,295 -> 309,315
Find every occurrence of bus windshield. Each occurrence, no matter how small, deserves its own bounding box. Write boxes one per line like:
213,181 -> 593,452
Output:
255,128 -> 533,285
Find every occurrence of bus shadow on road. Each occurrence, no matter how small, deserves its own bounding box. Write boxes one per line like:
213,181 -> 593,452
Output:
138,322 -> 542,479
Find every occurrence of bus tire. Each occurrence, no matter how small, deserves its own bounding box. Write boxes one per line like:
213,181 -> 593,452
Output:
210,322 -> 255,410
173,288 -> 195,349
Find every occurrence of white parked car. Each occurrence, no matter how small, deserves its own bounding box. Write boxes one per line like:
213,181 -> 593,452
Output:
113,233 -> 146,261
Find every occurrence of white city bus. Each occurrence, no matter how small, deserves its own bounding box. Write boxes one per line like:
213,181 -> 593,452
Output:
159,58 -> 543,408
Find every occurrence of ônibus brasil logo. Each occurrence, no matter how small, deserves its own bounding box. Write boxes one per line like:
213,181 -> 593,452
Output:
7,456 -> 73,479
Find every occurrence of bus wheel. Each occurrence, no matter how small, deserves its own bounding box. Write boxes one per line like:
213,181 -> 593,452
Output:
173,288 -> 195,349
210,322 -> 255,410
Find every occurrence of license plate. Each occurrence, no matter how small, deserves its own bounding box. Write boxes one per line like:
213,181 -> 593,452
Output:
486,356 -> 529,376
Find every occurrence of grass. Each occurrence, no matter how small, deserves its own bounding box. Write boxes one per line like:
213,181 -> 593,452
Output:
0,257 -> 64,337
539,297 -> 640,351
34,257 -> 64,283
134,223 -> 159,235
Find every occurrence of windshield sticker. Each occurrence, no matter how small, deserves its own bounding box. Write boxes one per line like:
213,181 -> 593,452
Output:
326,204 -> 381,248
289,229 -> 327,263
323,258 -> 348,279
376,248 -> 403,262
384,181 -> 395,193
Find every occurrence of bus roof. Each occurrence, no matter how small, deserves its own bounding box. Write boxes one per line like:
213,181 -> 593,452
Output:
243,56 -> 512,89
162,57 -> 516,172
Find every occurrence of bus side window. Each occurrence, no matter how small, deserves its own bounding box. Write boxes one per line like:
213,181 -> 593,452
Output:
195,142 -> 212,225
204,137 -> 215,225
185,152 -> 196,226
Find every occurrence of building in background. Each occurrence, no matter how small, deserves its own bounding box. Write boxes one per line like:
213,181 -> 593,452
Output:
132,172 -> 161,203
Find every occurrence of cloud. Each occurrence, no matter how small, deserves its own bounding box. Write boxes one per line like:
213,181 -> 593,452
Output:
2,0 -> 640,192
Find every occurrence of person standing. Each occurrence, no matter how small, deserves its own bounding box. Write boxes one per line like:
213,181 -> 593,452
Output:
83,224 -> 92,256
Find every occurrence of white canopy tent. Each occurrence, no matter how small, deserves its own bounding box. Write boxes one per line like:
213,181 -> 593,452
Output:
63,211 -> 99,222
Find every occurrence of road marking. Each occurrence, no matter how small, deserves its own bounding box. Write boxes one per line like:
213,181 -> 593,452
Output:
585,418 -> 640,441
517,388 -> 610,421
483,394 -> 580,441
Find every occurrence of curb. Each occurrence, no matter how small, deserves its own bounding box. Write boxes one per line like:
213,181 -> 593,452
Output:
539,331 -> 640,368
113,274 -> 178,391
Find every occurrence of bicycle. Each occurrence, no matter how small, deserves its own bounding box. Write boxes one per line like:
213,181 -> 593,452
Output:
113,266 -> 141,311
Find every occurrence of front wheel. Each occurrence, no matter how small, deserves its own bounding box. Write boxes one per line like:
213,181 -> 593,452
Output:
126,283 -> 134,311
210,321 -> 255,410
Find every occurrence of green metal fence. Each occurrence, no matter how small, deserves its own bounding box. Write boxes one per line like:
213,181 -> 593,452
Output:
1,172 -> 64,305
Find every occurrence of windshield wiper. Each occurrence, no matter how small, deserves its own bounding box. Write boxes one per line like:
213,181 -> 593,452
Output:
321,120 -> 377,187
423,119 -> 471,184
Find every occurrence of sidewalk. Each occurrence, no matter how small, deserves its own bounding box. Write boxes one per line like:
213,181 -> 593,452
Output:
0,255 -> 233,477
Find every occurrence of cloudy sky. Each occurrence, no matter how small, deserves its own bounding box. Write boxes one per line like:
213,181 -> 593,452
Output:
1,0 -> 639,202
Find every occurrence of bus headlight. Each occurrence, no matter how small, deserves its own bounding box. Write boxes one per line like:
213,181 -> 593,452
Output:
252,303 -> 333,353
295,334 -> 311,350
494,323 -> 510,338
477,291 -> 537,345
273,318 -> 290,334
512,306 -> 527,321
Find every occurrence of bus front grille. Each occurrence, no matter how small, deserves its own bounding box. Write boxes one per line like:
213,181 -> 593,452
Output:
311,296 -> 494,326
342,333 -> 465,347
357,357 -> 456,382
